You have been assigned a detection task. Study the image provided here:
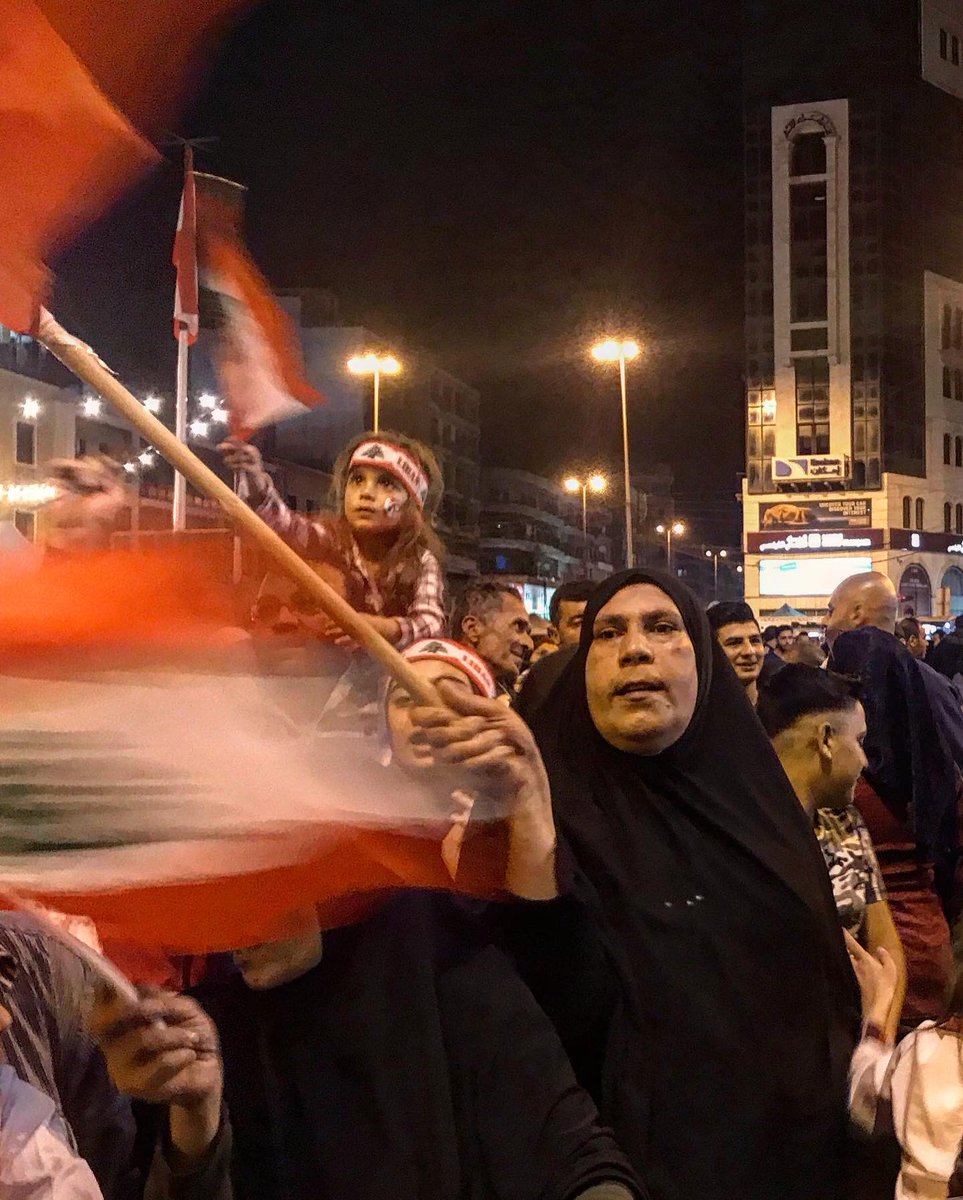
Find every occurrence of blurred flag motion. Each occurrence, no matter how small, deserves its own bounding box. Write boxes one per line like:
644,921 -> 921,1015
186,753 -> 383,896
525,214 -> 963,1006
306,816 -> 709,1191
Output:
195,170 -> 324,438
0,0 -> 251,332
0,548 -> 506,955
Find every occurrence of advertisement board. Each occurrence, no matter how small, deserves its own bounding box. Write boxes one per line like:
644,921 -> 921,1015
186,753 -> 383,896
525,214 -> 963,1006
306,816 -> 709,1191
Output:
747,529 -> 883,554
759,556 -> 873,597
758,499 -> 872,530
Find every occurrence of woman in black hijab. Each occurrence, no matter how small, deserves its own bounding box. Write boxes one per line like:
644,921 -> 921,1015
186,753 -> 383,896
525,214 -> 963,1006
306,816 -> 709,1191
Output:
437,569 -> 859,1200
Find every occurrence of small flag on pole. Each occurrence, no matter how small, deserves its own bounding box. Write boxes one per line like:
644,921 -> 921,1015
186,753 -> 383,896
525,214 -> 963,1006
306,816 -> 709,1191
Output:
196,172 -> 324,439
172,145 -> 199,344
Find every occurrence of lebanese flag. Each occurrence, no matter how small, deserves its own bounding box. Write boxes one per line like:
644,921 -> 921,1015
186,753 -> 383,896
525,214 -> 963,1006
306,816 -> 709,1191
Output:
172,146 -> 199,343
0,546 -> 505,956
196,172 -> 324,439
0,0 -> 250,333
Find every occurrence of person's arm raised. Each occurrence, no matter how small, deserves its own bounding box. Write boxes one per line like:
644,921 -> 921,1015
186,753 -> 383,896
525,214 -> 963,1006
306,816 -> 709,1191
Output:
411,680 -> 558,900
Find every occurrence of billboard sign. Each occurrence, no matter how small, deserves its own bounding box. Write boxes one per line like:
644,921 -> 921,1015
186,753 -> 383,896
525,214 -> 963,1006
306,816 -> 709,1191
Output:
772,456 -> 848,481
758,499 -> 871,530
747,528 -> 883,554
759,556 -> 874,597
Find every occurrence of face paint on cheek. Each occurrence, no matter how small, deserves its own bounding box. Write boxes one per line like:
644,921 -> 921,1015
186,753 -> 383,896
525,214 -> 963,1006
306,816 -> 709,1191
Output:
384,496 -> 402,516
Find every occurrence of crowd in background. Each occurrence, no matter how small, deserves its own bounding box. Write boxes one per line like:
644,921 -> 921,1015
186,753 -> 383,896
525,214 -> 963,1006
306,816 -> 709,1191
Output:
7,432 -> 963,1199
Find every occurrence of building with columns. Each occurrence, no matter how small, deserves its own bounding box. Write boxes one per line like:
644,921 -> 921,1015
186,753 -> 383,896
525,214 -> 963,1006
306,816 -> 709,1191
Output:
742,0 -> 963,621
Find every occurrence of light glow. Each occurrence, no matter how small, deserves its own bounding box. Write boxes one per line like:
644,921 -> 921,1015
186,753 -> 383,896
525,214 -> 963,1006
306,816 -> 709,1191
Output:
143,394 -> 163,415
20,396 -> 41,420
210,407 -> 229,424
563,477 -> 581,494
198,393 -> 218,411
591,338 -> 640,363
588,474 -> 608,494
0,482 -> 57,506
82,396 -> 102,418
347,352 -> 402,376
138,450 -> 155,468
189,419 -> 210,438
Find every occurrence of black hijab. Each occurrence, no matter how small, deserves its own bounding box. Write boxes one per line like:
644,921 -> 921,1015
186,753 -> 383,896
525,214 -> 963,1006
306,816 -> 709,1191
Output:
530,569 -> 858,1200
830,625 -> 959,897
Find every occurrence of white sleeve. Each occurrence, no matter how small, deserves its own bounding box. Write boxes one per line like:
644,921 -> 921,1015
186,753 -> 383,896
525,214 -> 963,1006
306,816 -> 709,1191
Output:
849,1035 -> 897,1134
0,1073 -> 104,1198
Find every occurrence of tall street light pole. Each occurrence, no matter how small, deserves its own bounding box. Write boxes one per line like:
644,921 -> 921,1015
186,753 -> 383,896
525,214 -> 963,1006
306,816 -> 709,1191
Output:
564,473 -> 608,576
656,520 -> 686,575
591,338 -> 641,568
705,548 -> 728,600
347,351 -> 402,434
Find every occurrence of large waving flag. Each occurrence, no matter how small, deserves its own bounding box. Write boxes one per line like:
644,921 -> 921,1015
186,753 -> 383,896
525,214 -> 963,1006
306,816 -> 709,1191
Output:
172,147 -> 199,343
0,0 -> 250,332
0,547 -> 506,955
196,172 -> 324,439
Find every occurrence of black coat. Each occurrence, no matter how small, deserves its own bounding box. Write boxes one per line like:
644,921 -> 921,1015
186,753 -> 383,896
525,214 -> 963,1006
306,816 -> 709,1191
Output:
193,893 -> 640,1200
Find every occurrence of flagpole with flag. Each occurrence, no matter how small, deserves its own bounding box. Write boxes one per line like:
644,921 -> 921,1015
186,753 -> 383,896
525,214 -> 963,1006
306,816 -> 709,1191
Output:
172,143 -> 198,531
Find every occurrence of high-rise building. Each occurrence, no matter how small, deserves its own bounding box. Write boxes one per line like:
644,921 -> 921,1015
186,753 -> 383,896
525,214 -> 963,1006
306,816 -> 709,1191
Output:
742,0 -> 963,620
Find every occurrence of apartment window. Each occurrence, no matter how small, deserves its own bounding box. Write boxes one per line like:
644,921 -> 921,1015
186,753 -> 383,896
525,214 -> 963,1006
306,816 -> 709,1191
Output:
954,307 -> 962,349
916,498 -> 925,530
957,436 -> 962,467
957,503 -> 963,535
955,369 -> 963,401
286,495 -> 298,511
945,367 -> 953,398
903,496 -> 912,528
789,182 -> 828,323
15,420 -> 35,465
946,434 -> 953,465
953,34 -> 960,65
795,356 -> 830,455
13,510 -> 35,542
946,502 -> 953,532
944,303 -> 953,348
76,436 -> 87,457
942,27 -> 949,59
790,132 -> 826,177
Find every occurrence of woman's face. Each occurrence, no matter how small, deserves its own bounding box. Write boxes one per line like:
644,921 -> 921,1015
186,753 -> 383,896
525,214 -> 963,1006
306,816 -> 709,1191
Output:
386,658 -> 476,771
585,583 -> 699,755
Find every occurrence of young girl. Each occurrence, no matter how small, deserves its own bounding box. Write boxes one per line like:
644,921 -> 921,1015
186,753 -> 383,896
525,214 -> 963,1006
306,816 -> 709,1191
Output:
847,929 -> 963,1199
220,430 -> 446,648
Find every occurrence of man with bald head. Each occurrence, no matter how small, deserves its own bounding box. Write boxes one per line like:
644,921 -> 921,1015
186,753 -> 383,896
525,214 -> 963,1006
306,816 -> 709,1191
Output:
825,571 -> 898,646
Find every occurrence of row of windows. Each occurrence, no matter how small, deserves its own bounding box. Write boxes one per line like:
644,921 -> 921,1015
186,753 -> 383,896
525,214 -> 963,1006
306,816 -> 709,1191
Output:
940,27 -> 961,65
902,497 -> 926,531
946,504 -> 963,535
944,435 -> 963,467
941,304 -> 963,350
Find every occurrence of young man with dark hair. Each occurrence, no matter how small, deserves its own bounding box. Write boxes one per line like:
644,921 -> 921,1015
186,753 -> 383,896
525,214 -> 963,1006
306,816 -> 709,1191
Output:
548,580 -> 596,648
758,665 -> 906,1038
774,624 -> 795,660
896,617 -> 927,661
452,580 -> 534,695
706,602 -> 766,706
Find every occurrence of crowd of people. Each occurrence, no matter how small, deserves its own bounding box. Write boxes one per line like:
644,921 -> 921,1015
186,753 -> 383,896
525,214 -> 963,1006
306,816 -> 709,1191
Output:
6,428 -> 963,1198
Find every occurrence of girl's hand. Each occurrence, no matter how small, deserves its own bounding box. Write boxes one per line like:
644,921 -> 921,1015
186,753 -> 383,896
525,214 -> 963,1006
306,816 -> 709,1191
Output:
333,615 -> 400,649
844,929 -> 898,1032
217,439 -> 263,473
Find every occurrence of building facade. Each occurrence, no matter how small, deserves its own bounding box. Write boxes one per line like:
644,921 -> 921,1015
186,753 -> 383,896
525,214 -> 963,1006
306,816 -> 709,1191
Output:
479,467 -> 617,616
742,0 -> 963,620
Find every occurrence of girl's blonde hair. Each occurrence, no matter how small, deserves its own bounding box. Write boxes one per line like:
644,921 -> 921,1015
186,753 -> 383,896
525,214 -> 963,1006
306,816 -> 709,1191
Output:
327,430 -> 445,616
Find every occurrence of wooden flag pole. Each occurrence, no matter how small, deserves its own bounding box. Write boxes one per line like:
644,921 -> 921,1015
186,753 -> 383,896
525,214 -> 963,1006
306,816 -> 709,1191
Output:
36,310 -> 440,706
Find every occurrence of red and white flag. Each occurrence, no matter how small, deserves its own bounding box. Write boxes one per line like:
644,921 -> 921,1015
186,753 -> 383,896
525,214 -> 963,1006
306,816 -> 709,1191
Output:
172,145 -> 198,343
196,172 -> 324,438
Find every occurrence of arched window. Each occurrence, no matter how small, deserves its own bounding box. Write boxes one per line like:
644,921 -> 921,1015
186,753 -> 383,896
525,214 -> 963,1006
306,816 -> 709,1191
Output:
943,567 -> 963,616
916,497 -> 925,530
790,132 -> 826,177
899,565 -> 932,618
945,433 -> 953,464
903,496 -> 912,528
946,367 -> 954,398
945,502 -> 953,532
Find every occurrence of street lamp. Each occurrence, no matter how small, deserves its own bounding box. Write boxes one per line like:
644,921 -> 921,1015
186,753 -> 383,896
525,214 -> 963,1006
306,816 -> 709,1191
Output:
346,352 -> 402,435
563,473 -> 608,576
656,520 -> 686,575
591,337 -> 641,568
705,548 -> 728,600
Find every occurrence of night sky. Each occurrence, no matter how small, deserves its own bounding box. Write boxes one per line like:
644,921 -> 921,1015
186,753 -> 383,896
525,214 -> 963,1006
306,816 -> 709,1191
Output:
54,0 -> 746,546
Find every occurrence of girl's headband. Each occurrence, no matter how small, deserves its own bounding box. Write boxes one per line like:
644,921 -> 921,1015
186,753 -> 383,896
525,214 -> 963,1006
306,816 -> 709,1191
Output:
349,440 -> 430,509
402,638 -> 497,699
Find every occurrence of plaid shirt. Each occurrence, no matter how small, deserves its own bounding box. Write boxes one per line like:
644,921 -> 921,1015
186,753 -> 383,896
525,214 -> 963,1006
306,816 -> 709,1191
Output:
251,474 -> 446,648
